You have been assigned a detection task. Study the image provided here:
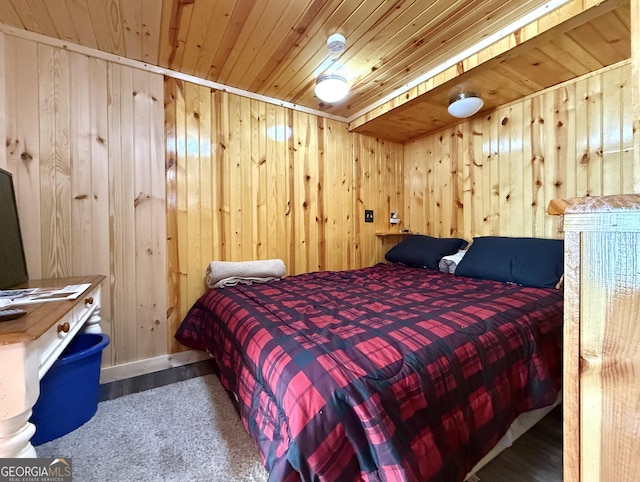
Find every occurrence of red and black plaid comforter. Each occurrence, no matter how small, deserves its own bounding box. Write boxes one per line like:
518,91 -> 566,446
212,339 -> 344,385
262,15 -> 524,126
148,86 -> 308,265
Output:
175,263 -> 563,482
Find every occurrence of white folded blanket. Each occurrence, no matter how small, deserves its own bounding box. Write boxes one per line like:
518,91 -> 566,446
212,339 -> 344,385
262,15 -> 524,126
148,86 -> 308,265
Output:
205,259 -> 286,289
438,250 -> 467,274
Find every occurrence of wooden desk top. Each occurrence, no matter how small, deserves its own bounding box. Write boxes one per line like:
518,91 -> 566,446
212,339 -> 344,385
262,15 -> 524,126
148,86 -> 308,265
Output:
0,275 -> 105,345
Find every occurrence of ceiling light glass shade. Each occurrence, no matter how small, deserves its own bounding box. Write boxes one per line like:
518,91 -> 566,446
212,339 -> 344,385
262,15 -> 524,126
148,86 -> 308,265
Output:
315,74 -> 349,103
447,92 -> 484,118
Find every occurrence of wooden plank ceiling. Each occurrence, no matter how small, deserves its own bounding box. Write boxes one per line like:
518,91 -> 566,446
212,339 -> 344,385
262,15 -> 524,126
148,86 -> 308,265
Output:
0,0 -> 631,142
353,0 -> 631,141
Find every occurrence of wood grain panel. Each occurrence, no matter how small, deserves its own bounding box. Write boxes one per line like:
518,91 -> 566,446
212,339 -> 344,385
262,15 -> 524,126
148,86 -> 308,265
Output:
85,0 -> 125,56
61,0 -> 98,49
132,67 -> 167,360
589,233 -> 640,482
39,44 -> 72,278
2,36 -> 166,368
165,79 -> 405,332
351,0 -> 630,142
108,63 -> 131,364
120,0 -> 143,61
403,61 -> 633,241
0,2 -> 22,28
69,54 -> 93,275
42,0 -> 79,44
560,200 -> 640,482
3,35 -> 42,279
8,0 -> 58,38
634,0 -> 640,192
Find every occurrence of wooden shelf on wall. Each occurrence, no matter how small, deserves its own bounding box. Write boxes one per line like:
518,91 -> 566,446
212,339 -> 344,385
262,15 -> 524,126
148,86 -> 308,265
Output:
375,231 -> 413,237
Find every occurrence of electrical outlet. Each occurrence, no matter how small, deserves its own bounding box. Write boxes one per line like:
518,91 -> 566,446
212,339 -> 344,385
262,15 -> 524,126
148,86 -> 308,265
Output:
364,210 -> 374,223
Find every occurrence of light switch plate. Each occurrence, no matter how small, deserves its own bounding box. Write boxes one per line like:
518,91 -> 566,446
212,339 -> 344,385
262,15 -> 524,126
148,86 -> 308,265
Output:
364,210 -> 374,223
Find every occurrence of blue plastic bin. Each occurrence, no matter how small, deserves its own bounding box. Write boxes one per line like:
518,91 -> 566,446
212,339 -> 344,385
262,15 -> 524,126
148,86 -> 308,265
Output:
30,332 -> 110,445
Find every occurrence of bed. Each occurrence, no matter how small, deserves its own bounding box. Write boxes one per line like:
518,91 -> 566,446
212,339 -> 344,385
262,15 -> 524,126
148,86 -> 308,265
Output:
175,236 -> 564,482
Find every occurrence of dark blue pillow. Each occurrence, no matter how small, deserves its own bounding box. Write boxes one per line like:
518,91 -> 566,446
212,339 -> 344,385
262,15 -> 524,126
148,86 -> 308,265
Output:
385,235 -> 468,270
455,236 -> 564,288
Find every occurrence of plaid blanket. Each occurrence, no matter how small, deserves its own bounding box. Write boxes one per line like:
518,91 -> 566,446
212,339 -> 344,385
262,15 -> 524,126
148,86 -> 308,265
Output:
175,263 -> 563,481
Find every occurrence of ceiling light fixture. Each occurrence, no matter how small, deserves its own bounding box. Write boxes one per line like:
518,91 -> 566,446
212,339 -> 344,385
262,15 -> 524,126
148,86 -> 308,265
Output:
315,33 -> 349,104
447,92 -> 484,118
315,74 -> 349,103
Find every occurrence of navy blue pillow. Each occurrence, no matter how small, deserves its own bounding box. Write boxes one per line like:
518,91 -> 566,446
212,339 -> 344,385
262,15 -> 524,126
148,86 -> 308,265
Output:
455,236 -> 564,288
385,235 -> 468,270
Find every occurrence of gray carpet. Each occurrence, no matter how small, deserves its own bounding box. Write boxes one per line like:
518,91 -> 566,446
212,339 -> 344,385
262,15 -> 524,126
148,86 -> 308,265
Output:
35,374 -> 269,482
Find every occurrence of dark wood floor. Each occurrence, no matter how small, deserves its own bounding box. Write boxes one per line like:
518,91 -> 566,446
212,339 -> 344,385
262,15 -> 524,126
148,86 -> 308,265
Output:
100,360 -> 563,481
475,405 -> 562,481
98,359 -> 218,401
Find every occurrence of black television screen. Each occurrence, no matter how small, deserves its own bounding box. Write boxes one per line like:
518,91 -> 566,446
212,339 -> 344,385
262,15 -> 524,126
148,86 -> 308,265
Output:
0,168 -> 28,289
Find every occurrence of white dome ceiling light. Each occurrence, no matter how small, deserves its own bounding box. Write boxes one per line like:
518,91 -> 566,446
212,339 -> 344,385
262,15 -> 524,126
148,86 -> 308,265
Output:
447,92 -> 484,118
315,34 -> 349,104
315,74 -> 349,103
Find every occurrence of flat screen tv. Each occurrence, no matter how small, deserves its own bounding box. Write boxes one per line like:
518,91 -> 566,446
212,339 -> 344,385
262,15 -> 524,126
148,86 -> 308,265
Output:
0,168 -> 28,289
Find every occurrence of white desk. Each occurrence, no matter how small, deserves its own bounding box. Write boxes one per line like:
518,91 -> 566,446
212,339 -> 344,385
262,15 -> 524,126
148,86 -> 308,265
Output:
0,275 -> 104,457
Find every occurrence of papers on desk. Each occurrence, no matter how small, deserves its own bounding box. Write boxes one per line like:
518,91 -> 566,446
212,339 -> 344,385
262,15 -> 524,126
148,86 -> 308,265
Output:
0,284 -> 91,308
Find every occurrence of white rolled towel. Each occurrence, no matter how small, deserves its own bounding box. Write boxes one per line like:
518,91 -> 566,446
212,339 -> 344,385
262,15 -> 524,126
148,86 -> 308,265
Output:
438,250 -> 467,274
205,259 -> 286,289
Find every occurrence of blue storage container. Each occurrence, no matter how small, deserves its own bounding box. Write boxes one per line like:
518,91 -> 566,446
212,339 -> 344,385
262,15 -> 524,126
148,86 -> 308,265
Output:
30,332 -> 110,445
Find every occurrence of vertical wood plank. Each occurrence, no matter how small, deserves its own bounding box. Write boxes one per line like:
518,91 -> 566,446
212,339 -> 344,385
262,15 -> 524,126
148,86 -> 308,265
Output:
112,67 -> 136,363
510,101 -> 525,236
497,106 -> 512,236
239,96 -> 253,261
39,44 -> 72,278
404,62 -> 632,243
563,229 -> 581,482
587,74 -> 603,196
148,71 -> 167,357
199,84 -> 213,282
88,56 -> 112,358
564,83 -> 578,200
69,53 -> 93,275
602,67 -> 623,195
5,37 -> 42,279
218,90 -> 232,262
488,110 -> 500,235
255,99 -> 267,261
175,79 -> 190,322
132,68 -> 166,359
469,118 -> 483,238
632,0 -> 640,192
543,88 -> 560,238
185,81 -> 202,305
165,77 -> 180,354
575,75 -> 590,198
530,96 -> 545,236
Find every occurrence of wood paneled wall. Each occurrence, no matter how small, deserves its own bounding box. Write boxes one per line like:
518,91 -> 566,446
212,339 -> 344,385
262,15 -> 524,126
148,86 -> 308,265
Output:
404,61 -> 633,240
0,33 -> 166,368
0,30 -> 633,373
0,31 -> 403,369
165,78 -> 404,349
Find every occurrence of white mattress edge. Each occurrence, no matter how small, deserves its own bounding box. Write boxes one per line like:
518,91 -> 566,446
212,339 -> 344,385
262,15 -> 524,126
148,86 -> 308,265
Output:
465,392 -> 562,480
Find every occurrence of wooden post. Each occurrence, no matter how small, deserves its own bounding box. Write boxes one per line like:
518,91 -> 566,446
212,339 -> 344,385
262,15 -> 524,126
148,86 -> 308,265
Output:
633,0 -> 640,192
